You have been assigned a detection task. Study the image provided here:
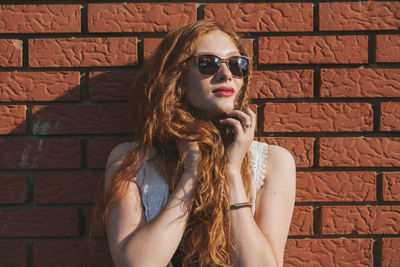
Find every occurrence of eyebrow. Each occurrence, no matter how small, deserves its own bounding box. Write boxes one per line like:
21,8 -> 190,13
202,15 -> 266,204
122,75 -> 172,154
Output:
194,51 -> 241,57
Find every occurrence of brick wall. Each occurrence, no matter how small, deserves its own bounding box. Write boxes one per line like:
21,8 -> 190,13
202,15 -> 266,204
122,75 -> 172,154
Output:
0,1 -> 399,266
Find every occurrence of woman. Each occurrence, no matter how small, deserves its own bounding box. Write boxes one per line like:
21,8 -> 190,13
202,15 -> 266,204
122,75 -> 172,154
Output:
91,20 -> 296,267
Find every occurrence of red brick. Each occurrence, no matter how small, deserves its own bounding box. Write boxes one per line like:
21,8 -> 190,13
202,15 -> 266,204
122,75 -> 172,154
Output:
0,139 -> 80,170
259,36 -> 368,64
377,35 -> 400,63
204,3 -> 313,32
284,239 -> 373,266
89,71 -> 135,101
263,103 -> 373,132
143,38 -> 163,61
34,172 -> 103,204
87,138 -> 132,168
29,37 -> 138,67
0,5 -> 80,33
0,72 -> 80,101
32,104 -> 132,135
0,242 -> 26,267
321,68 -> 400,98
320,2 -> 400,31
296,172 -> 376,202
0,39 -> 22,67
321,206 -> 400,235
288,206 -> 313,236
382,238 -> 400,267
381,102 -> 400,131
33,241 -> 113,267
0,209 -> 79,237
0,105 -> 26,134
250,70 -> 313,99
256,137 -> 314,168
319,137 -> 400,167
383,172 -> 400,201
0,175 -> 26,204
88,3 -> 196,32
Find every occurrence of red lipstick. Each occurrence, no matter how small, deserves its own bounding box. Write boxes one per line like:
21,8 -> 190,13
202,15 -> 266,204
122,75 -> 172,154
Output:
212,86 -> 235,97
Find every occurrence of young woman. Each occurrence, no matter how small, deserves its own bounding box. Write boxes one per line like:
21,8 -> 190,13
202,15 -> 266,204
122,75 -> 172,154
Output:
91,20 -> 296,267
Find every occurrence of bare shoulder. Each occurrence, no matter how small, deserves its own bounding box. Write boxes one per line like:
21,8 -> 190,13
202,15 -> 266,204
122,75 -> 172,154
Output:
106,142 -> 135,168
104,142 -> 135,190
265,144 -> 296,177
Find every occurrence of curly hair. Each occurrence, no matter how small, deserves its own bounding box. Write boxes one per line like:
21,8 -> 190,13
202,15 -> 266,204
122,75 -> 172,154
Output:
91,20 -> 254,266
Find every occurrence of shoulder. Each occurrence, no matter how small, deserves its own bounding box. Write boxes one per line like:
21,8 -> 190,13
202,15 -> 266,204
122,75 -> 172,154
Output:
104,142 -> 136,190
266,144 -> 296,172
106,142 -> 135,170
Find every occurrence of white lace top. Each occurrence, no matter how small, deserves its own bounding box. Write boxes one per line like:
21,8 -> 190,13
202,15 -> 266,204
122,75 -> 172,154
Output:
134,140 -> 268,222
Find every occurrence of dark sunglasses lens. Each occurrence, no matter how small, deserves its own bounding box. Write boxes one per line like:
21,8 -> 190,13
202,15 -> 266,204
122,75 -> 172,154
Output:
228,57 -> 249,77
197,55 -> 220,75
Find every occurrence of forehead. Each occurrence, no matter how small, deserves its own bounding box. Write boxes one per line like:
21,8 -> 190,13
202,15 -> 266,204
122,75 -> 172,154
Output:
194,30 -> 239,57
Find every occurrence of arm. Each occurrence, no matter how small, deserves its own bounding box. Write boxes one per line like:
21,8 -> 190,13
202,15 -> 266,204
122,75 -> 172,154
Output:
220,110 -> 296,267
104,142 -> 199,267
229,145 -> 296,267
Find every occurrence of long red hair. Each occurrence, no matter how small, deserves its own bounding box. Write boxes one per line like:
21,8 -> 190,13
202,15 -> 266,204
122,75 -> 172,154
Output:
91,20 -> 253,266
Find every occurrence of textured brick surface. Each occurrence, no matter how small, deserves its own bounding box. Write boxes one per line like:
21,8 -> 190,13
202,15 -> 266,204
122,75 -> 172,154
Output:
321,68 -> 400,98
288,206 -> 313,236
0,139 -> 80,169
319,138 -> 400,167
320,2 -> 400,31
29,37 -> 138,67
0,209 -> 79,237
87,138 -> 132,168
376,35 -> 400,63
381,102 -> 400,131
0,72 -> 80,101
89,71 -> 135,101
321,206 -> 400,235
34,172 -> 102,204
259,36 -> 368,64
33,241 -> 113,267
263,103 -> 373,132
256,137 -> 314,168
204,3 -> 313,32
382,238 -> 400,267
0,105 -> 26,134
32,104 -> 132,135
88,3 -> 196,32
0,242 -> 26,267
0,5 -> 80,33
296,172 -> 376,202
0,39 -> 22,67
284,239 -> 373,266
383,172 -> 400,201
143,38 -> 163,61
250,70 -> 313,99
0,175 -> 26,204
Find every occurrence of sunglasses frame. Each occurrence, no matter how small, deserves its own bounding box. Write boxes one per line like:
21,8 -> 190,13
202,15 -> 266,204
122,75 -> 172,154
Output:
190,53 -> 252,78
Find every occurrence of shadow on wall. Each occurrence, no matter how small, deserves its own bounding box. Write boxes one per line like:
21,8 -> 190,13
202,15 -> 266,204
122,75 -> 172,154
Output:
0,70 -> 142,266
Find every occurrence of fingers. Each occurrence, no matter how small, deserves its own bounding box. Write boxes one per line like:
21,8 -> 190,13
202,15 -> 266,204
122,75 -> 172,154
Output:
221,109 -> 256,131
219,108 -> 256,135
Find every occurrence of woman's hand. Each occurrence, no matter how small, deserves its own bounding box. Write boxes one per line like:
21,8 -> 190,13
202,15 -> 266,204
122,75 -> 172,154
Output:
176,139 -> 202,176
219,108 -> 256,175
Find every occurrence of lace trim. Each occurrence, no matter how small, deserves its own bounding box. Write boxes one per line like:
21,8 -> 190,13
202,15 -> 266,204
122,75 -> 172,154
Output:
249,141 -> 268,214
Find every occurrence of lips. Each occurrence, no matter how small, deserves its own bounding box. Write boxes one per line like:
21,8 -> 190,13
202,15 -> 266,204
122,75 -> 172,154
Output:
212,86 -> 235,97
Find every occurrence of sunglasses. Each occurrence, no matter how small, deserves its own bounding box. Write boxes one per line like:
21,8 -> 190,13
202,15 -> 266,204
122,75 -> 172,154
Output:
191,54 -> 251,78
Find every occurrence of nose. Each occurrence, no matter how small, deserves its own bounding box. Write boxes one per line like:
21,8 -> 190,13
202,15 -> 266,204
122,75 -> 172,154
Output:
216,62 -> 233,81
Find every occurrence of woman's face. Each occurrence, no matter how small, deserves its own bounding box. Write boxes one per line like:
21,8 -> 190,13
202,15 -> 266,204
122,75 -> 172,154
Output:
186,30 -> 244,117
